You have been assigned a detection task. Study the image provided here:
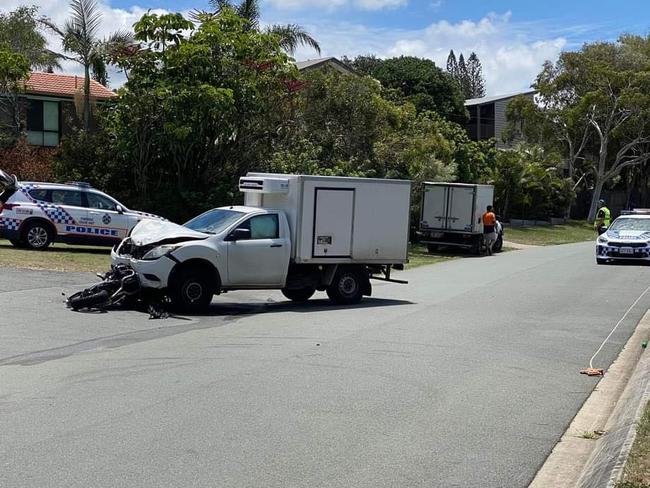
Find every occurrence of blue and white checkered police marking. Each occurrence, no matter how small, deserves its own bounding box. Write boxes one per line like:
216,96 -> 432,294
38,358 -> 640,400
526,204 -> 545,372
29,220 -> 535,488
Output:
0,217 -> 20,231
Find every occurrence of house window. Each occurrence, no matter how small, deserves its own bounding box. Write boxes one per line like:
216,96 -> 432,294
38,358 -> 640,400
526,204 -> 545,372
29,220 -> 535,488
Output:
26,99 -> 60,146
479,103 -> 495,140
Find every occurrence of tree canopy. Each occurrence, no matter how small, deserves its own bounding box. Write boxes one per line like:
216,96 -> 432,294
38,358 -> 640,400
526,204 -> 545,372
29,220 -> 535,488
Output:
361,56 -> 468,123
0,6 -> 60,71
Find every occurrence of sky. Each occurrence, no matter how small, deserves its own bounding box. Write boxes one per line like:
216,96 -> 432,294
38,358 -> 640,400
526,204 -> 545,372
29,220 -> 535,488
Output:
3,0 -> 650,95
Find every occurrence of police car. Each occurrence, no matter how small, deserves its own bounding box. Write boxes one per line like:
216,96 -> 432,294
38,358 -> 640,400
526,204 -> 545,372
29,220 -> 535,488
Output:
0,170 -> 163,250
596,209 -> 650,264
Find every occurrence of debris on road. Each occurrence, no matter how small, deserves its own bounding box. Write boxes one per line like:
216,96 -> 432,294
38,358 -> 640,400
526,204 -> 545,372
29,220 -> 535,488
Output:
580,367 -> 605,376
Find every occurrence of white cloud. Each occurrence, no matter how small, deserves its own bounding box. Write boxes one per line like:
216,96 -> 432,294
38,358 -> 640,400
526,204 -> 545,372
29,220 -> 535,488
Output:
1,0 -> 169,87
1,2 -> 566,95
265,0 -> 406,11
290,12 -> 567,95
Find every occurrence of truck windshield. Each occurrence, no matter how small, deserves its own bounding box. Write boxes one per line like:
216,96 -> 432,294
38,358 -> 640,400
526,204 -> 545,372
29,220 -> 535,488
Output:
609,218 -> 650,232
184,209 -> 244,235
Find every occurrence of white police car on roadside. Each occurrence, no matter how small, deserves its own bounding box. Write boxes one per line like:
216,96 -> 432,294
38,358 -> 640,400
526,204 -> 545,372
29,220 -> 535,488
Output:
0,170 -> 163,250
596,209 -> 650,264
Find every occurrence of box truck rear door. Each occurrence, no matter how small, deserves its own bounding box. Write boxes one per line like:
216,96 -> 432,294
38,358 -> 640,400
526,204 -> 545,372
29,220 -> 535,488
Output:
313,188 -> 354,257
421,185 -> 448,230
447,186 -> 475,232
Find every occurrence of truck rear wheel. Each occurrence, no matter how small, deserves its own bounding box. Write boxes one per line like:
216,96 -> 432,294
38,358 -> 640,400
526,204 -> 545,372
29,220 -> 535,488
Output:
427,244 -> 439,253
327,268 -> 365,305
282,287 -> 316,303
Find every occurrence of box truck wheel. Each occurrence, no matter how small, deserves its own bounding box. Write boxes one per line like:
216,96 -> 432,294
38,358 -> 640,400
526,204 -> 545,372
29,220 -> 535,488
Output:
282,287 -> 316,303
327,268 -> 365,305
427,244 -> 438,253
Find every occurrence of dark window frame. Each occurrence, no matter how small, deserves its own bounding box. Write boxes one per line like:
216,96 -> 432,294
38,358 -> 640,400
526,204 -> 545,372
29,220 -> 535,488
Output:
25,98 -> 61,146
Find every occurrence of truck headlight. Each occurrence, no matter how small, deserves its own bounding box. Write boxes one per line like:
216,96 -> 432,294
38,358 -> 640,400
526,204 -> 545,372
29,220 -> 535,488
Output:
597,236 -> 609,244
143,245 -> 179,260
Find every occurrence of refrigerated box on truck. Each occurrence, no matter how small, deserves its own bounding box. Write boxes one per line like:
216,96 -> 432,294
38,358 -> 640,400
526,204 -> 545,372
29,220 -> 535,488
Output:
112,173 -> 412,311
242,173 -> 411,264
419,182 -> 500,253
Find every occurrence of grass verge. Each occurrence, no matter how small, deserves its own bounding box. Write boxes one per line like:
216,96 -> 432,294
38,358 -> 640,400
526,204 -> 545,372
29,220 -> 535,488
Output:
407,243 -> 465,269
0,240 -> 480,273
616,400 -> 650,488
0,239 -> 111,273
505,220 -> 594,246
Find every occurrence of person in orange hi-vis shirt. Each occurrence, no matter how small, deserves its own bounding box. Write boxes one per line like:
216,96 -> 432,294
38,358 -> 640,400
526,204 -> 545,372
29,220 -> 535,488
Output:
482,205 -> 497,256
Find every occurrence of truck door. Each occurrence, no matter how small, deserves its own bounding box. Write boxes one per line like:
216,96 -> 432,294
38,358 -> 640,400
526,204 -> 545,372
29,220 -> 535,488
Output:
421,185 -> 448,230
226,213 -> 290,286
313,188 -> 354,257
447,186 -> 476,232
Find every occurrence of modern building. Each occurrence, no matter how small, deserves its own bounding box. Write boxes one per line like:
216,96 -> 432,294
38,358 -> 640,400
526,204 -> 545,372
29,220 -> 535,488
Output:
0,72 -> 116,147
465,89 -> 536,147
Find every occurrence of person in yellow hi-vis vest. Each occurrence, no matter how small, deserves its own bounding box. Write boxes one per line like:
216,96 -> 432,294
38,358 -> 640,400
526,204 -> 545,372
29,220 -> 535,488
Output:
595,199 -> 611,235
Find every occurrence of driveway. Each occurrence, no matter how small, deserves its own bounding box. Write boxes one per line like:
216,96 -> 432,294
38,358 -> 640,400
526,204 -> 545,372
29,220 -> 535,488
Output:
1,243 -> 649,487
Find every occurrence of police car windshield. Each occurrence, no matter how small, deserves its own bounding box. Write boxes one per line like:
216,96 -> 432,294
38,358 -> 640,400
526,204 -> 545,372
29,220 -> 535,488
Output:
184,209 -> 244,235
609,218 -> 650,232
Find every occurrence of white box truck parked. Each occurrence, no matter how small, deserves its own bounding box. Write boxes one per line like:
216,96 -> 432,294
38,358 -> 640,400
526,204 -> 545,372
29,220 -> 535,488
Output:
111,174 -> 411,311
419,182 -> 502,254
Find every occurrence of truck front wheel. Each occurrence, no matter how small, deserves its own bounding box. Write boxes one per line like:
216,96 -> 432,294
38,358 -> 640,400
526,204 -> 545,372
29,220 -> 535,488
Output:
327,269 -> 365,305
169,266 -> 214,313
281,287 -> 316,303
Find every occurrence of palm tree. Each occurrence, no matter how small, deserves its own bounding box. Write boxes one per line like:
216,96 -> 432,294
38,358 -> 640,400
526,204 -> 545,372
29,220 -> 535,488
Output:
40,0 -> 133,131
208,0 -> 320,55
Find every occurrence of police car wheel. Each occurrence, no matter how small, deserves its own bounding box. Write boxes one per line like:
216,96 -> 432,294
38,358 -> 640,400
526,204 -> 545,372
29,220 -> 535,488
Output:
23,221 -> 52,250
170,268 -> 213,313
493,235 -> 503,253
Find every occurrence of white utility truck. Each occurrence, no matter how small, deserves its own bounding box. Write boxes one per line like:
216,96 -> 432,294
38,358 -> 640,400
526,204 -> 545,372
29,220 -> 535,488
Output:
111,173 -> 411,311
419,182 -> 501,254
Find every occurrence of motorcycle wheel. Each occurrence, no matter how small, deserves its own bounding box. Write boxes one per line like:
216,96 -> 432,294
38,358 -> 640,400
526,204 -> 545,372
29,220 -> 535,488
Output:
68,290 -> 111,310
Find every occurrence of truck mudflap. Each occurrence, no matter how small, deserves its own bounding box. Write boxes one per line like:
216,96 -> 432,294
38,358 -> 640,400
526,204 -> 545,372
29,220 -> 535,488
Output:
368,264 -> 408,285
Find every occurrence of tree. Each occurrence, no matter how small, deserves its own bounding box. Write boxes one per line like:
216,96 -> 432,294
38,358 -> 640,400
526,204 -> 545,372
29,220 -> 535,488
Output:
504,93 -> 590,217
96,10 -> 298,220
0,6 -> 60,70
342,54 -> 381,76
514,36 -> 650,221
482,144 -> 573,220
204,0 -> 320,55
41,0 -> 133,131
446,51 -> 485,99
368,56 -> 467,123
446,50 -> 458,80
466,52 -> 485,98
0,47 -> 30,146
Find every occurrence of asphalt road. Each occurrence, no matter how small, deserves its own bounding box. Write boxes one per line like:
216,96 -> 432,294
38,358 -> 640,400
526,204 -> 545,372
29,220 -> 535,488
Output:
2,243 -> 650,488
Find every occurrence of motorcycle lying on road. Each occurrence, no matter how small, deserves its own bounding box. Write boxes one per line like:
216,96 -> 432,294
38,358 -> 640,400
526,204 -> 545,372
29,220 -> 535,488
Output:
67,264 -> 141,311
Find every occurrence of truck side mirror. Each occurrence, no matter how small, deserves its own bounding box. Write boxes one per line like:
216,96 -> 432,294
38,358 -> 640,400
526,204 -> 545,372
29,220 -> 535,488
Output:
227,228 -> 251,241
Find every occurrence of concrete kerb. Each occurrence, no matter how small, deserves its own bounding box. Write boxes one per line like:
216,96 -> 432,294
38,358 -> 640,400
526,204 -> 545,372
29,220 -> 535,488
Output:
530,310 -> 650,488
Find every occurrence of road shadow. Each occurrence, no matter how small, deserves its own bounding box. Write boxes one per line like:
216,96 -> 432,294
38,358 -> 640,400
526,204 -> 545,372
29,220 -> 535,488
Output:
601,260 -> 650,267
196,297 -> 415,318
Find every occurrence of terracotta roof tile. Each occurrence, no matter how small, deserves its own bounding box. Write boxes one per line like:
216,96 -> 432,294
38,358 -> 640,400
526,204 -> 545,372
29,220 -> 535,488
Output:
25,72 -> 117,100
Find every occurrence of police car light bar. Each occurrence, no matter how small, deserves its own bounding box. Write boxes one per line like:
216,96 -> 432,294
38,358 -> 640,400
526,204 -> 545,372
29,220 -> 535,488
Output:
65,181 -> 93,188
620,208 -> 650,215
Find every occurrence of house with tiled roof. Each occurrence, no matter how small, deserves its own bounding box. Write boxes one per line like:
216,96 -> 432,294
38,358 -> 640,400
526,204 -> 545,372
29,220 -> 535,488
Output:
0,72 -> 116,147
